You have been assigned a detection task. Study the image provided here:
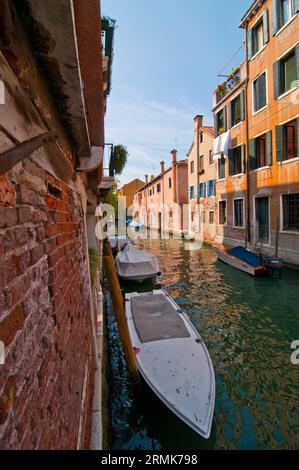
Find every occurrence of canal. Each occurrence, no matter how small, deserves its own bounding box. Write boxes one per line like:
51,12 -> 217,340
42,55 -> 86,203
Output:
106,237 -> 299,450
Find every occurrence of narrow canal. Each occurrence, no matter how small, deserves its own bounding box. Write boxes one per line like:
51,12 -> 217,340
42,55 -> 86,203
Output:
106,237 -> 299,450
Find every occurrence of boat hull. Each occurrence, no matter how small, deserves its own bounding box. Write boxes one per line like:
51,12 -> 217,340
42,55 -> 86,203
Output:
217,250 -> 266,276
125,290 -> 215,439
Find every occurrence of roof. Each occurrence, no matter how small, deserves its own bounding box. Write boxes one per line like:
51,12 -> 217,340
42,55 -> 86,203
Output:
202,126 -> 214,136
133,159 -> 188,195
240,0 -> 265,28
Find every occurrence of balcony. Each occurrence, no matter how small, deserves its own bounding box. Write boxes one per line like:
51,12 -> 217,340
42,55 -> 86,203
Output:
213,61 -> 246,107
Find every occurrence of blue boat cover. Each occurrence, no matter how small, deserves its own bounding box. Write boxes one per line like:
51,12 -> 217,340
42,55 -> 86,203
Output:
227,246 -> 262,268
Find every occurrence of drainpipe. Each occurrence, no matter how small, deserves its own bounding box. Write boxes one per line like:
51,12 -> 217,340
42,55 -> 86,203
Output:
245,30 -> 251,246
160,161 -> 165,232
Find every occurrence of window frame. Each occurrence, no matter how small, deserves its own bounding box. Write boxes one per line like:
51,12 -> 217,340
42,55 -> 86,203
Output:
280,192 -> 299,233
229,145 -> 244,176
252,69 -> 268,115
190,161 -> 194,174
218,155 -> 226,180
216,107 -> 225,136
218,199 -> 227,226
209,211 -> 215,225
233,197 -> 245,229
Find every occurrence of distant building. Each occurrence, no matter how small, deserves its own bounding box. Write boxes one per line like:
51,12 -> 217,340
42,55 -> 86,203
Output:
118,178 -> 145,209
133,150 -> 188,235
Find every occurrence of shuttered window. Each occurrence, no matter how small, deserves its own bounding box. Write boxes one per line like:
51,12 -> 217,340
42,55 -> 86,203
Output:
199,182 -> 206,199
249,131 -> 272,169
189,186 -> 195,200
230,92 -> 244,127
276,118 -> 299,161
247,9 -> 269,59
253,72 -> 267,112
228,145 -> 246,175
207,179 -> 216,197
271,0 -> 298,35
218,156 -> 226,180
234,199 -> 244,228
216,108 -> 226,136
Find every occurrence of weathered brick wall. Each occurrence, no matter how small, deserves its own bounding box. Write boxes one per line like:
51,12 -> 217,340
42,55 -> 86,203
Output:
0,157 -> 95,449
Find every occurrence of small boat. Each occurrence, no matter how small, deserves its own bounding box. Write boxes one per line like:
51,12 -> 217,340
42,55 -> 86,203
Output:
108,234 -> 129,253
125,290 -> 216,439
115,243 -> 160,282
217,246 -> 267,276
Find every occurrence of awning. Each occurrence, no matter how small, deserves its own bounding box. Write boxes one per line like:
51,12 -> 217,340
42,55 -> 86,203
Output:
213,130 -> 231,160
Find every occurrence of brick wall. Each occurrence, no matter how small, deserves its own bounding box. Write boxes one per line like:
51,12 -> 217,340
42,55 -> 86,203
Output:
0,157 -> 95,449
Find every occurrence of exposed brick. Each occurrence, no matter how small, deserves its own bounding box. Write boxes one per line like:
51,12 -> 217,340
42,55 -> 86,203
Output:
17,185 -> 46,210
0,260 -> 16,286
17,206 -> 32,224
5,274 -> 31,309
0,207 -> 18,229
30,245 -> 45,265
0,376 -> 16,425
0,175 -> 15,207
0,304 -> 24,347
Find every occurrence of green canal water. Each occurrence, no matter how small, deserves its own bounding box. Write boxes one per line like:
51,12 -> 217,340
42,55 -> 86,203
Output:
106,237 -> 299,450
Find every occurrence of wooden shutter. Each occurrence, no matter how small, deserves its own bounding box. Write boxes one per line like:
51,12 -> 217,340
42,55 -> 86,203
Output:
249,139 -> 257,170
263,9 -> 269,44
241,145 -> 246,174
271,0 -> 280,35
273,60 -> 281,99
240,91 -> 245,121
203,182 -> 207,198
247,28 -> 253,60
228,101 -> 232,129
297,117 -> 299,158
296,43 -> 299,81
228,148 -> 234,176
276,125 -> 285,162
266,131 -> 272,166
213,113 -> 217,137
223,106 -> 227,132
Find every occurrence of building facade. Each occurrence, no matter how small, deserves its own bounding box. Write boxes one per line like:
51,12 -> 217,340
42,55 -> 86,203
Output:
118,178 -> 145,209
133,150 -> 188,235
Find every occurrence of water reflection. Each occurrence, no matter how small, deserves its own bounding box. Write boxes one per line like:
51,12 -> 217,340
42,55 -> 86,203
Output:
106,238 -> 299,450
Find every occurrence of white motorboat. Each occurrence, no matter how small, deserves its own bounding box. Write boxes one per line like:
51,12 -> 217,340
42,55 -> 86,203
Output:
115,243 -> 160,282
216,246 -> 267,276
125,290 -> 215,439
108,234 -> 129,251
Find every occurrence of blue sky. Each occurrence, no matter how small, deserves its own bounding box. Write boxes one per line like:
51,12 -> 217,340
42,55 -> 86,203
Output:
102,0 -> 248,185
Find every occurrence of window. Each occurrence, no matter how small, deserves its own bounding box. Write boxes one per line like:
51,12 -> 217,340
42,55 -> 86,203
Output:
234,199 -> 244,227
280,0 -> 293,26
157,184 -> 161,193
248,9 -> 269,59
168,178 -> 172,188
274,46 -> 298,98
200,132 -> 203,143
218,155 -> 226,179
209,211 -> 214,224
249,131 -> 272,169
219,201 -> 227,225
256,134 -> 266,168
276,118 -> 298,161
228,146 -> 244,176
190,161 -> 194,174
190,186 -> 195,200
253,19 -> 264,55
199,182 -> 206,198
216,108 -> 225,136
282,193 -> 299,231
231,94 -> 242,127
207,179 -> 216,197
191,211 -> 195,222
253,72 -> 267,112
209,150 -> 214,165
199,155 -> 204,171
169,209 -> 173,219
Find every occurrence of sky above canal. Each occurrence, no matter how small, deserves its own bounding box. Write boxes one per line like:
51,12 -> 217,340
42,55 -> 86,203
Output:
102,0 -> 247,185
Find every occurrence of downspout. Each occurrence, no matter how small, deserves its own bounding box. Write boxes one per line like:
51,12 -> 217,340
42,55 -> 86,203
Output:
245,30 -> 251,246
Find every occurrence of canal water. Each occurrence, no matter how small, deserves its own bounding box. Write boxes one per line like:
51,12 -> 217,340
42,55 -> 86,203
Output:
106,237 -> 299,450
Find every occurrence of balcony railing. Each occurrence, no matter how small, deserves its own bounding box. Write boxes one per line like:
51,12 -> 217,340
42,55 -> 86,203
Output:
215,67 -> 241,104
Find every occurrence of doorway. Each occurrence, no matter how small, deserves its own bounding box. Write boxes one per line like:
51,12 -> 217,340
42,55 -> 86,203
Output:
255,197 -> 270,245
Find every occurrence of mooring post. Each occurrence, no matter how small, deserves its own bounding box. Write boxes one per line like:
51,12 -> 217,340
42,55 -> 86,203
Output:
103,240 -> 140,385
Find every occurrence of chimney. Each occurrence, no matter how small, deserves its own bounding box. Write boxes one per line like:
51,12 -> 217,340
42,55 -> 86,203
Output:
194,114 -> 203,132
160,161 -> 165,173
171,149 -> 177,164
145,174 -> 148,184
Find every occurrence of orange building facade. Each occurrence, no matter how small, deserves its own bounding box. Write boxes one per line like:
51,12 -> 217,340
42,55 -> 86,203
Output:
118,178 -> 145,209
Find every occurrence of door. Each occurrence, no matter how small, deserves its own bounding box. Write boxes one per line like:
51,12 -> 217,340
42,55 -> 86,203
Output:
158,212 -> 162,232
256,197 -> 269,244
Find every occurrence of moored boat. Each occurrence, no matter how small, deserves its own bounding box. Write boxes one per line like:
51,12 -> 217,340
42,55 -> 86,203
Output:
217,246 -> 267,276
115,243 -> 160,282
125,290 -> 216,439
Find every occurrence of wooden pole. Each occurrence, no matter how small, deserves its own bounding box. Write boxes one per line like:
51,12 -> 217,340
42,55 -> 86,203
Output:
103,240 -> 140,384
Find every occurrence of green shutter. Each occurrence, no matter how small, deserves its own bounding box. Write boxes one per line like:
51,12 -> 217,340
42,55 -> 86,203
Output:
228,101 -> 232,129
223,106 -> 227,131
276,125 -> 285,162
241,145 -> 246,174
213,113 -> 217,137
263,9 -> 269,44
271,0 -> 280,35
273,60 -> 281,99
249,139 -> 257,170
297,117 -> 299,158
240,91 -> 245,121
247,28 -> 253,60
266,131 -> 272,166
296,43 -> 299,80
293,0 -> 299,14
228,148 -> 234,176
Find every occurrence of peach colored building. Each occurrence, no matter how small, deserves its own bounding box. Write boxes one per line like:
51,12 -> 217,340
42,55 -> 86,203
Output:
118,178 -> 145,208
133,150 -> 188,235
187,115 -> 216,242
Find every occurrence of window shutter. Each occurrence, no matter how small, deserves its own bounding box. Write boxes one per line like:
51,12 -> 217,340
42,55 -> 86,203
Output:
249,139 -> 257,170
271,0 -> 280,35
263,9 -> 269,44
228,101 -> 232,129
207,181 -> 211,198
222,106 -> 227,131
212,179 -> 216,196
266,131 -> 273,166
276,125 -> 285,162
203,182 -> 207,198
296,43 -> 299,80
273,60 -> 281,99
228,148 -> 234,176
240,91 -> 245,121
247,28 -> 253,60
297,117 -> 299,158
241,145 -> 246,174
293,0 -> 299,14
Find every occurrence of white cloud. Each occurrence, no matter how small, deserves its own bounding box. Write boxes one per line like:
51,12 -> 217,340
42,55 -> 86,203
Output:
105,98 -> 195,185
